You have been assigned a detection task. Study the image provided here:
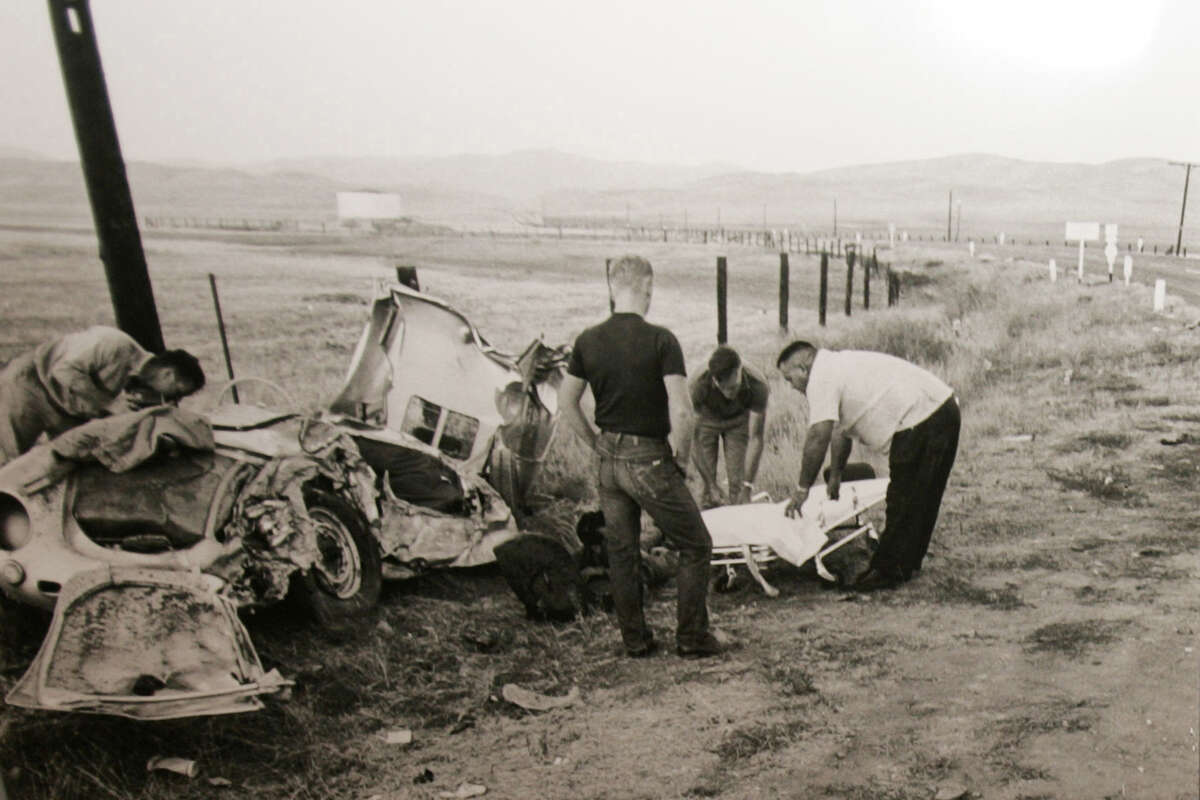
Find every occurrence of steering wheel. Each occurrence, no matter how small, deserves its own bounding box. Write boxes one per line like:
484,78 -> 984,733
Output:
213,377 -> 296,410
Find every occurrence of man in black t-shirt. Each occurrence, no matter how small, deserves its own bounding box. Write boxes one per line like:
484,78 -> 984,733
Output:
559,255 -> 724,659
690,345 -> 769,507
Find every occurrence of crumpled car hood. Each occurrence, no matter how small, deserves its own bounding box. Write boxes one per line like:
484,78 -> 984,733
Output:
7,566 -> 289,720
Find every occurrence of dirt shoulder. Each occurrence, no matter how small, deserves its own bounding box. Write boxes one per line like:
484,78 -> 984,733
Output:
369,269 -> 1200,800
0,250 -> 1196,800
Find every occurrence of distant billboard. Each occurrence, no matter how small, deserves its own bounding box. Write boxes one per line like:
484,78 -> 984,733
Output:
337,191 -> 403,220
1065,221 -> 1100,242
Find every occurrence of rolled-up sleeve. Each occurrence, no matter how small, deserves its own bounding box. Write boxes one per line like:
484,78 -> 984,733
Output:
804,356 -> 839,425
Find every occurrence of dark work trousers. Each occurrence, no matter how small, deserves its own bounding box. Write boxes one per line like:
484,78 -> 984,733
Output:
874,396 -> 961,579
595,431 -> 712,651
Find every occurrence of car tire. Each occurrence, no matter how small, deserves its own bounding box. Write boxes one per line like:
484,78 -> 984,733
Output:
294,488 -> 382,633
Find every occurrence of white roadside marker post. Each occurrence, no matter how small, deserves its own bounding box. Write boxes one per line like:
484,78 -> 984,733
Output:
1154,279 -> 1166,312
1066,222 -> 1100,284
968,240 -> 975,258
1049,258 -> 1057,283
1123,254 -> 1132,287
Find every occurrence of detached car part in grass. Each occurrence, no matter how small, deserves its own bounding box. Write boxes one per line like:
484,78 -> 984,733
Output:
329,282 -> 568,513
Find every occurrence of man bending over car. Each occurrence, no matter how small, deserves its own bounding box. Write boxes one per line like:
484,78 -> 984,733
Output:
0,325 -> 205,465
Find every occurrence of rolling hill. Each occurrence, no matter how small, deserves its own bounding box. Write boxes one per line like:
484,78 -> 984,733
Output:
0,150 -> 1190,245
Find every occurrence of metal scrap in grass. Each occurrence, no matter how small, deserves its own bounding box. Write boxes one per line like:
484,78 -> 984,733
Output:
1045,465 -> 1147,506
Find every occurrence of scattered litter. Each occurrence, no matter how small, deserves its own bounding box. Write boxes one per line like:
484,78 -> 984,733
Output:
1160,433 -> 1196,446
146,756 -> 198,779
501,684 -> 580,712
1064,369 -> 1074,386
206,777 -> 232,787
1000,433 -> 1034,443
552,756 -> 566,766
439,782 -> 487,798
413,768 -> 435,784
382,729 -> 413,745
934,783 -> 969,800
450,713 -> 476,734
461,630 -> 501,653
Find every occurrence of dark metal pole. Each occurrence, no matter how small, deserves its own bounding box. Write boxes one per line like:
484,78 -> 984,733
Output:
778,252 -> 789,331
863,258 -> 870,310
716,256 -> 728,344
818,252 -> 828,327
208,274 -> 238,404
48,0 -> 164,353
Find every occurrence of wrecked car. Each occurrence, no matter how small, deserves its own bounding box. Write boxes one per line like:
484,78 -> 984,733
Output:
0,279 -> 566,720
0,403 -> 519,719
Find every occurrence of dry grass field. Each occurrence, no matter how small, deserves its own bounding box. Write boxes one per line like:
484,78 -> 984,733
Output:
0,226 -> 1197,799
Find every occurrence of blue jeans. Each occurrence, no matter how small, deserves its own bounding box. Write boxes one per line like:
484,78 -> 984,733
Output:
692,410 -> 750,500
595,432 -> 712,650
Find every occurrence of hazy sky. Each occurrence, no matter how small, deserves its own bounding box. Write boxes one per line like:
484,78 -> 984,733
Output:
4,0 -> 1197,172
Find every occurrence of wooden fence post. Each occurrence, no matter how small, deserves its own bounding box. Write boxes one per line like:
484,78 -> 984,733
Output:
779,252 -> 789,331
863,258 -> 870,310
819,252 -> 828,327
844,247 -> 856,316
717,256 -> 728,344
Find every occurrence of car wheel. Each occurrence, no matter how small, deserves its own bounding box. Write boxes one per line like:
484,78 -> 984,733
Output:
294,488 -> 382,632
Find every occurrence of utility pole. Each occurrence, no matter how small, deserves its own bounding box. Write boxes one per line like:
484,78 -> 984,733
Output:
1169,161 -> 1196,256
48,0 -> 164,353
833,198 -> 838,237
955,201 -> 962,242
947,190 -> 953,242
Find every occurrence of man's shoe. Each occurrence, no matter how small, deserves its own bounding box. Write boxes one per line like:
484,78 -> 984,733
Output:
625,638 -> 658,658
851,566 -> 901,592
676,631 -> 730,659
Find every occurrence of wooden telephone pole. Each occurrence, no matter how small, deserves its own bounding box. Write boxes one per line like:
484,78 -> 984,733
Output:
1169,161 -> 1196,256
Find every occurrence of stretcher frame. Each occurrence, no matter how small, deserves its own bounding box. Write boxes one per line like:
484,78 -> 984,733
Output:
708,482 -> 886,597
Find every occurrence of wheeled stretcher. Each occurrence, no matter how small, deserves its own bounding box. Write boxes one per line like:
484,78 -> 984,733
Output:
701,470 -> 888,596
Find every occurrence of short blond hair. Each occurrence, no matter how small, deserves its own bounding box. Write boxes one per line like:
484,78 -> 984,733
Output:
608,255 -> 653,290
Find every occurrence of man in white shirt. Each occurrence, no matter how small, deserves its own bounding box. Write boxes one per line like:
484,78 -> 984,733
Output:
776,340 -> 960,590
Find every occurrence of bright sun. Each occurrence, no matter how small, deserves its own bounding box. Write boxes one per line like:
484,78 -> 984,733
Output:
932,0 -> 1163,72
